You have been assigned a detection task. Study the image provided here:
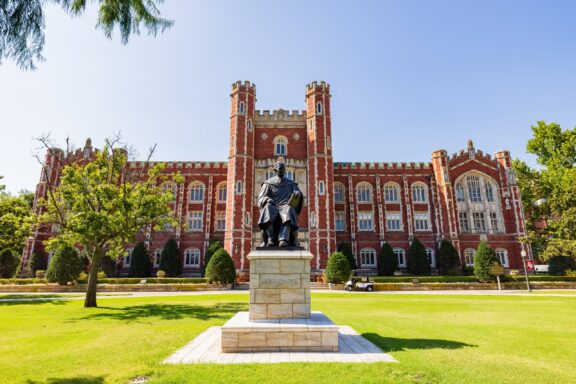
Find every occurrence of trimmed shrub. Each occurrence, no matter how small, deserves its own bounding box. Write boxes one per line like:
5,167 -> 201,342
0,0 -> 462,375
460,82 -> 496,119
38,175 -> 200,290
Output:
129,242 -> 152,277
203,240 -> 223,277
438,240 -> 460,274
101,255 -> 118,277
325,252 -> 351,284
408,238 -> 430,276
0,249 -> 19,278
159,238 -> 181,277
29,251 -> 47,276
378,243 -> 397,276
372,276 -> 479,283
46,245 -> 83,285
548,256 -> 576,276
474,242 -> 499,282
337,242 -> 357,270
205,248 -> 236,284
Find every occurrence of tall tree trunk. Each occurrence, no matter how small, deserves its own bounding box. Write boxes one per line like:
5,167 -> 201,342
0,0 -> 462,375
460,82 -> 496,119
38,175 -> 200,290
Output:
84,249 -> 102,308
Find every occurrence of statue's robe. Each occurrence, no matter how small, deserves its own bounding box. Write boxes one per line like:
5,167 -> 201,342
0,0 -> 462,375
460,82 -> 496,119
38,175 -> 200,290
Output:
257,176 -> 303,229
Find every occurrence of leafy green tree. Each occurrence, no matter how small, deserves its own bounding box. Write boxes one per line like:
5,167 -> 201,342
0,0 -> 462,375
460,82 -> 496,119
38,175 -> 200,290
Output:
1,0 -> 173,70
438,240 -> 460,274
0,248 -> 19,278
129,242 -> 151,277
29,251 -> 47,275
46,243 -> 82,285
202,240 -> 222,277
408,238 -> 429,276
37,137 -> 176,307
205,248 -> 236,284
337,242 -> 357,270
159,237 -> 181,276
473,242 -> 499,282
378,242 -> 397,276
325,252 -> 351,284
0,190 -> 34,255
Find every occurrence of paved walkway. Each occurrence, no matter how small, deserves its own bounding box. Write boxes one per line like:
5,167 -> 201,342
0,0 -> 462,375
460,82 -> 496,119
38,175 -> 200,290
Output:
164,325 -> 397,364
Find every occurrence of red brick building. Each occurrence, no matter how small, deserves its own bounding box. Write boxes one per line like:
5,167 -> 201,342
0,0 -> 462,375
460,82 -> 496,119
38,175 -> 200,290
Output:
22,81 -> 531,276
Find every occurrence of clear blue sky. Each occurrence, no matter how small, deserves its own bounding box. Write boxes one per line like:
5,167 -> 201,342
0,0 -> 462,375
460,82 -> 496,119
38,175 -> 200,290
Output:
1,0 -> 576,194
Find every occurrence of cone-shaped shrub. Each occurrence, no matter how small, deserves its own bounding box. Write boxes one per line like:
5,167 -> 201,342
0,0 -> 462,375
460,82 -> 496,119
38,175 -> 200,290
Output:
378,242 -> 397,276
159,238 -> 181,277
46,244 -> 82,285
338,242 -> 357,270
129,242 -> 152,277
474,242 -> 499,282
205,248 -> 236,284
438,240 -> 460,275
29,251 -> 47,276
0,249 -> 19,278
408,238 -> 430,276
202,240 -> 223,277
325,252 -> 351,283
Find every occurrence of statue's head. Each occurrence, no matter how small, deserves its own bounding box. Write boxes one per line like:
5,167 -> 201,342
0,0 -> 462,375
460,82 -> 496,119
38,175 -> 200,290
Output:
274,161 -> 286,178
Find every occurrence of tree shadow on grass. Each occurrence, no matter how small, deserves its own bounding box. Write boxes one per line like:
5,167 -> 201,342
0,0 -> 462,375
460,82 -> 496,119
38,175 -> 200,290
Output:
26,376 -> 104,384
363,333 -> 476,352
73,303 -> 246,322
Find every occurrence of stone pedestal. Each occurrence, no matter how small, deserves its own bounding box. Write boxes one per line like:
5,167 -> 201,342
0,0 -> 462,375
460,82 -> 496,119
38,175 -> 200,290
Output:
220,248 -> 339,353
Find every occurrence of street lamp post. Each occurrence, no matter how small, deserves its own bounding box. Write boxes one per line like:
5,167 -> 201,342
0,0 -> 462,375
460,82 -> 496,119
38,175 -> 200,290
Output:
521,250 -> 531,292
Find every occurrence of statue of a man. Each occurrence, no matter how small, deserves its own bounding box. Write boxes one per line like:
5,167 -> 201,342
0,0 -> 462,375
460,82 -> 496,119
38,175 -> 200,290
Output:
257,162 -> 303,247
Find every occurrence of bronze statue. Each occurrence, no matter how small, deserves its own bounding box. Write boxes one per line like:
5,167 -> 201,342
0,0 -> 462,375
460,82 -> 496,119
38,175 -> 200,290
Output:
257,162 -> 303,247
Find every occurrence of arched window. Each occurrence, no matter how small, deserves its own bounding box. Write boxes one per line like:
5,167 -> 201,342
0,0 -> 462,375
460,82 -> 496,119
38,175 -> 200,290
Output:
412,183 -> 427,203
217,183 -> 227,202
356,183 -> 372,203
464,248 -> 476,266
394,248 -> 406,267
124,248 -> 133,268
485,182 -> 495,202
360,248 -> 376,267
247,119 -> 253,132
236,181 -> 243,195
238,101 -> 245,115
184,248 -> 200,267
384,183 -> 400,203
496,249 -> 508,267
153,248 -> 162,267
466,175 -> 482,202
189,182 -> 205,202
274,136 -> 288,156
334,183 -> 345,203
455,172 -> 503,234
163,182 -> 177,197
318,181 -> 325,195
455,182 -> 465,202
426,248 -> 436,268
316,102 -> 323,115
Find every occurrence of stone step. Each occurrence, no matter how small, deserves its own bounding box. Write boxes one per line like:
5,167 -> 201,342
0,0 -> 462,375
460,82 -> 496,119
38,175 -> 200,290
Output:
310,283 -> 329,290
233,283 -> 250,291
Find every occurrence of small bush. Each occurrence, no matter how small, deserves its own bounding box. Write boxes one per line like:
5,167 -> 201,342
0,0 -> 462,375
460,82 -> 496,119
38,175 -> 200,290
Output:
0,249 -> 19,278
205,248 -> 236,284
474,242 -> 499,282
325,252 -> 351,284
29,251 -> 47,275
46,245 -> 83,285
378,243 -> 397,276
438,240 -> 460,274
129,242 -> 152,277
337,242 -> 357,270
548,256 -> 576,276
203,240 -> 223,277
408,238 -> 430,276
159,238 -> 181,277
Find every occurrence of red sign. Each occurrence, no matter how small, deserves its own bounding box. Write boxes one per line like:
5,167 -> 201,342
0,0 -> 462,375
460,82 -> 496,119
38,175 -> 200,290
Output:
527,260 -> 535,271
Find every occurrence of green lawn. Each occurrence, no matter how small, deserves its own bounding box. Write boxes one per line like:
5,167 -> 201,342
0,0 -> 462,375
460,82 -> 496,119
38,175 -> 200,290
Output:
1,293 -> 574,384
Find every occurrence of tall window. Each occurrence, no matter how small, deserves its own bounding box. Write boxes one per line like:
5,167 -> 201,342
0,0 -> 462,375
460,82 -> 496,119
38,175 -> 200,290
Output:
473,212 -> 486,232
358,212 -> 373,231
455,183 -> 465,202
153,249 -> 162,267
335,212 -> 346,231
316,102 -> 323,114
184,248 -> 200,267
455,173 -> 503,234
426,248 -> 436,268
163,182 -> 177,197
274,136 -> 287,156
467,176 -> 482,202
360,248 -> 376,267
216,212 -> 226,231
190,182 -> 205,202
459,212 -> 470,232
217,184 -> 227,202
490,212 -> 500,232
414,212 -> 430,231
334,183 -> 345,203
464,248 -> 475,266
238,101 -> 245,115
394,248 -> 406,267
318,181 -> 325,195
496,249 -> 508,267
386,213 -> 402,231
356,183 -> 372,203
236,181 -> 243,195
124,248 -> 133,267
384,183 -> 400,202
412,183 -> 427,203
188,211 -> 203,231
485,182 -> 495,202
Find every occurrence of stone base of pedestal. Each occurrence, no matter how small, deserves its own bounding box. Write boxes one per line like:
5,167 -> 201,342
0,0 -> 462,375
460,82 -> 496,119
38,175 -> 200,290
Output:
221,311 -> 339,353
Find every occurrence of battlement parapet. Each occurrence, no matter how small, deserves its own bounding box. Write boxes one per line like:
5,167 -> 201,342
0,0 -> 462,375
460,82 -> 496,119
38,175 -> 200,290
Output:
255,109 -> 306,121
231,80 -> 256,93
306,81 -> 330,94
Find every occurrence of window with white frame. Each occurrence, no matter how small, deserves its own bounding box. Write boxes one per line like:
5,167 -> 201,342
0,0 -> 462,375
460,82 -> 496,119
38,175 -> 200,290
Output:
360,248 -> 376,267
496,248 -> 509,267
163,182 -> 177,197
189,182 -> 205,202
184,248 -> 200,267
153,248 -> 162,267
394,248 -> 406,267
358,212 -> 373,231
245,212 -> 250,227
274,136 -> 287,156
217,184 -> 227,202
356,183 -> 372,203
459,212 -> 470,232
464,248 -> 475,266
188,211 -> 203,231
310,211 -> 316,227
386,213 -> 402,231
490,212 -> 500,232
247,119 -> 253,132
412,183 -> 427,203
455,182 -> 465,202
236,181 -> 243,195
316,101 -> 323,115
216,212 -> 226,231
335,211 -> 346,231
473,212 -> 486,232
455,172 -> 503,234
238,101 -> 245,115
485,182 -> 495,202
124,248 -> 133,267
467,175 -> 482,202
384,183 -> 400,203
318,181 -> 325,195
334,183 -> 345,203
426,248 -> 436,268
414,212 -> 430,231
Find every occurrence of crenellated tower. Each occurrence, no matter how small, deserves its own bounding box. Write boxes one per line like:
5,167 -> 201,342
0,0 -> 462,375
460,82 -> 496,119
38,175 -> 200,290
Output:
305,81 -> 336,269
224,81 -> 257,271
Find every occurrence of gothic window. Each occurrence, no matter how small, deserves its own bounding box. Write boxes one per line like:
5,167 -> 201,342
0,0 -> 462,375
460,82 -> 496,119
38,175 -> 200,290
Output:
188,211 -> 203,231
334,183 -> 345,203
153,248 -> 162,267
216,212 -> 226,231
455,172 -> 503,234
358,212 -> 374,231
163,182 -> 177,197
189,182 -> 205,202
426,248 -> 436,268
274,136 -> 287,156
473,212 -> 486,232
356,183 -> 372,203
490,212 -> 500,232
485,182 -> 495,202
496,249 -> 509,267
386,212 -> 402,231
464,248 -> 475,266
360,248 -> 376,267
384,183 -> 400,203
124,248 -> 133,268
394,248 -> 406,267
245,212 -> 251,227
459,212 -> 470,232
319,181 -> 325,195
412,183 -> 427,203
247,119 -> 253,132
335,211 -> 346,231
236,181 -> 243,195
238,101 -> 245,115
184,248 -> 200,267
316,101 -> 323,115
414,212 -> 430,231
467,176 -> 482,202
217,183 -> 227,202
455,182 -> 465,202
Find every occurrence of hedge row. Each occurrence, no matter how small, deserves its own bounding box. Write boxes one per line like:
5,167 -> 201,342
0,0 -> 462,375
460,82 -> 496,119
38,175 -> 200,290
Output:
371,275 -> 576,283
0,277 -> 208,285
